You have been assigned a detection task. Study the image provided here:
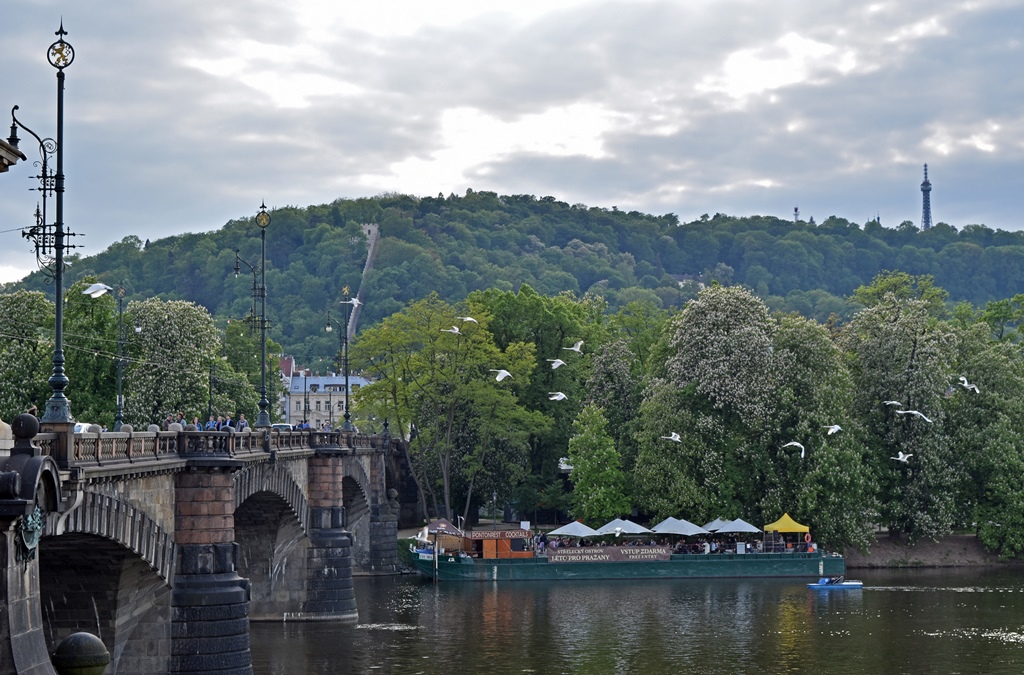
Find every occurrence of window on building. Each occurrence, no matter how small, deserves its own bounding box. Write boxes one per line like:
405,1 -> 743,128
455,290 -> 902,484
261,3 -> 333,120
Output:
295,401 -> 301,411
316,401 -> 321,411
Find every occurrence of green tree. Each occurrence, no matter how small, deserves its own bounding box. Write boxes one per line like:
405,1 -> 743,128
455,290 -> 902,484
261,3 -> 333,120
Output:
567,404 -> 629,522
63,278 -> 119,426
851,271 -> 949,317
0,291 -> 53,420
353,294 -> 546,522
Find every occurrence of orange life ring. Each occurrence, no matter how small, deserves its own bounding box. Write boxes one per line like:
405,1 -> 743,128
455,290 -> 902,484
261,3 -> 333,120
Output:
804,533 -> 812,543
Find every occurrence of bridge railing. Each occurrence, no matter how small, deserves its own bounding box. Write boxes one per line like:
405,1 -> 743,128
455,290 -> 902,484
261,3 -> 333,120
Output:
36,428 -> 385,470
267,429 -> 314,453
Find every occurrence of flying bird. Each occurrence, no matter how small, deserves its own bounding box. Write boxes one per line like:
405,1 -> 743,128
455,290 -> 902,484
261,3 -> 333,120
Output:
457,316 -> 478,323
489,369 -> 512,381
883,400 -> 903,407
341,297 -> 362,308
82,282 -> 113,298
562,341 -> 584,354
548,392 -> 568,401
782,441 -> 805,459
547,358 -> 567,369
441,326 -> 461,335
891,452 -> 913,463
660,432 -> 681,443
896,410 -> 933,423
824,425 -> 842,435
958,376 -> 980,393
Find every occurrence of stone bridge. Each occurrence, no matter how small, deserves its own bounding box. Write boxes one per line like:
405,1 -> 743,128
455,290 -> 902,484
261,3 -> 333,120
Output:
0,416 -> 399,674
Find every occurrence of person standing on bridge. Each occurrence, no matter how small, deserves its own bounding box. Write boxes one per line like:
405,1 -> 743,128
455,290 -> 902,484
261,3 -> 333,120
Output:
236,414 -> 249,431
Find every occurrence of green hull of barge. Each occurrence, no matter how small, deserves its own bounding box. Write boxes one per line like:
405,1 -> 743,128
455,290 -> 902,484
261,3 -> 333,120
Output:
413,551 -> 845,582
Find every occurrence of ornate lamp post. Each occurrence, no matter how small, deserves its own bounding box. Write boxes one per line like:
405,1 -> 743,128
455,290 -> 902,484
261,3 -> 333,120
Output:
233,202 -> 272,428
325,286 -> 358,432
9,23 -> 77,423
83,283 -> 140,430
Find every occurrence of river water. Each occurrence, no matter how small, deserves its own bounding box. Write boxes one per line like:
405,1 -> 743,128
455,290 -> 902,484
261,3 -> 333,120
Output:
250,568 -> 1024,674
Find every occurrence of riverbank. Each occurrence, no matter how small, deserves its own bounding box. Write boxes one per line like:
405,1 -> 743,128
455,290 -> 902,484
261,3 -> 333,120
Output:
845,533 -> 1021,568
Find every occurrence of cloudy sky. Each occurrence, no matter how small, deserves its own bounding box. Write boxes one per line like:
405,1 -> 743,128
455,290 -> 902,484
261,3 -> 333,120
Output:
1,1 -> 1021,282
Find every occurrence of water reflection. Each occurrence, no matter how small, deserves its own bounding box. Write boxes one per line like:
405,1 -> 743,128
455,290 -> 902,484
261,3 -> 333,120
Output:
251,568 -> 1024,674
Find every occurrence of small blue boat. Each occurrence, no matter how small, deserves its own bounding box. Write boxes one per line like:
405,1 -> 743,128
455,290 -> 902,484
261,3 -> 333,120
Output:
808,576 -> 863,590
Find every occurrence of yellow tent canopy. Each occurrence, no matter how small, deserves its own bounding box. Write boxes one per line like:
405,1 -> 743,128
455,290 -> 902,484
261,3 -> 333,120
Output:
763,513 -> 809,533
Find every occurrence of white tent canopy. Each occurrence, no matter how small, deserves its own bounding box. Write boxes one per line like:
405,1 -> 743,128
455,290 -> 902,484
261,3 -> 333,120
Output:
716,518 -> 761,534
547,521 -> 599,537
595,518 -> 652,536
702,517 -> 729,532
651,517 -> 710,536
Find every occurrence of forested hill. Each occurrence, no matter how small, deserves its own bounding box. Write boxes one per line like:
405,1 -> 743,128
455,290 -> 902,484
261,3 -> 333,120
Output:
11,190 -> 1024,362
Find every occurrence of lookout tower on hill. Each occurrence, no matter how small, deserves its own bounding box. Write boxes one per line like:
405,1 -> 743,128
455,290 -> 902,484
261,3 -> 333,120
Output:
920,164 -> 933,230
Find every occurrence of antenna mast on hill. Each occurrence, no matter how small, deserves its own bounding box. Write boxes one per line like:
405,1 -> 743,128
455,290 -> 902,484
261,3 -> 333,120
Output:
920,164 -> 933,230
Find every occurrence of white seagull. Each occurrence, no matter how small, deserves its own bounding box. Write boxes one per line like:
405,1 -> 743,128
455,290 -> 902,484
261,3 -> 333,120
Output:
548,392 -> 568,401
341,297 -> 362,308
82,282 -> 113,298
824,425 -> 842,435
457,316 -> 478,323
958,376 -> 980,393
782,441 -> 805,459
562,340 -> 584,354
441,326 -> 461,335
883,400 -> 903,407
896,410 -> 933,423
891,451 -> 913,463
660,432 -> 681,443
489,369 -> 512,382
546,358 -> 567,369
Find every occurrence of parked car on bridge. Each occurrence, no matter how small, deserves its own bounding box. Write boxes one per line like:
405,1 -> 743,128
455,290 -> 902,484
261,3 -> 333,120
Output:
271,423 -> 294,432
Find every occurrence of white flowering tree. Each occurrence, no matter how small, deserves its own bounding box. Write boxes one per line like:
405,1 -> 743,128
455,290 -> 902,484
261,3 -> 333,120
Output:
633,285 -> 875,548
842,293 -> 957,541
123,298 -> 223,428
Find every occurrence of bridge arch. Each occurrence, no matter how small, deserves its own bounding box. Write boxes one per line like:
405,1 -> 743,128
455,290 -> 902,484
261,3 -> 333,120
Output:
39,533 -> 172,673
234,460 -> 309,532
234,463 -> 312,620
340,453 -> 378,569
46,489 -> 175,580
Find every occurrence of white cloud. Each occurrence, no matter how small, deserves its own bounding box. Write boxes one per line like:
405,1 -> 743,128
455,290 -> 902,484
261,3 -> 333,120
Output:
696,32 -> 854,102
366,104 -> 620,193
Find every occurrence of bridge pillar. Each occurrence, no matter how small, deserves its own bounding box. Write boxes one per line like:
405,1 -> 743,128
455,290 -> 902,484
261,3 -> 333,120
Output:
0,415 -> 64,674
302,450 -> 357,621
171,463 -> 253,674
0,522 -> 54,675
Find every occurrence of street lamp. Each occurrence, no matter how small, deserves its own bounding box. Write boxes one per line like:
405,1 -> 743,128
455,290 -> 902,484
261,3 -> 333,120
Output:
83,283 -> 140,430
9,23 -> 77,423
303,371 -> 310,427
233,202 -> 272,428
325,286 -> 358,432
